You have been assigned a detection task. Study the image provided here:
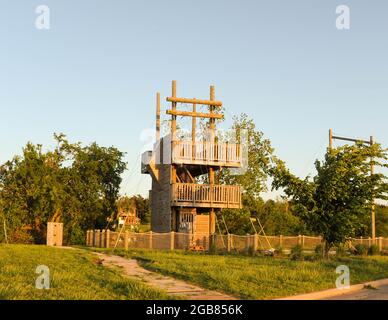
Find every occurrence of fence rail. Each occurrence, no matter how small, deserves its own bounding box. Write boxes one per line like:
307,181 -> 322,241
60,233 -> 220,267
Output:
172,141 -> 242,166
171,183 -> 242,209
86,230 -> 388,253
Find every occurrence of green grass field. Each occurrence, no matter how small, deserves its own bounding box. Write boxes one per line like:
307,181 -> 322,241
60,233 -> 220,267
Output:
2,245 -> 388,300
0,245 -> 169,300
104,249 -> 388,300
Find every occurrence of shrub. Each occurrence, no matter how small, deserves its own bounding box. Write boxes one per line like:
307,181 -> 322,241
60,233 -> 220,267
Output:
247,245 -> 256,257
304,254 -> 320,262
208,242 -> 218,255
314,244 -> 324,256
336,244 -> 348,257
291,244 -> 304,261
354,244 -> 368,256
368,244 -> 380,256
274,246 -> 284,256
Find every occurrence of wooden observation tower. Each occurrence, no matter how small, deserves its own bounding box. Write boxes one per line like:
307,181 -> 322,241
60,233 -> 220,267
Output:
142,81 -> 242,243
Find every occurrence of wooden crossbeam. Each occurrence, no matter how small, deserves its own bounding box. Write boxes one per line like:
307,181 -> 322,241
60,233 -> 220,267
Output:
332,135 -> 371,145
166,97 -> 222,107
166,110 -> 223,119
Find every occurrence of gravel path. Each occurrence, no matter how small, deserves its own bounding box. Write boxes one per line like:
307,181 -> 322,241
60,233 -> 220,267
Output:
95,253 -> 237,300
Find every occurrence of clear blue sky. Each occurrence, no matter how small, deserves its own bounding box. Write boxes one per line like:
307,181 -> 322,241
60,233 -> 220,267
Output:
1,0 -> 387,199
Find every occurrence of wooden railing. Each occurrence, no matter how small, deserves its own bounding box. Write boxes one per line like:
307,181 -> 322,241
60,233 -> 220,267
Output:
171,183 -> 242,209
172,141 -> 242,166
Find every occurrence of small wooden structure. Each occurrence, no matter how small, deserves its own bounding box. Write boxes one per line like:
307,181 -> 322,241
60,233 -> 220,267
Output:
117,207 -> 140,230
46,222 -> 63,247
141,81 -> 242,246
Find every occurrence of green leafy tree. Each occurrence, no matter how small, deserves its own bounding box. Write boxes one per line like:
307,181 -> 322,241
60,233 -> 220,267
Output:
218,113 -> 274,198
0,134 -> 126,244
271,142 -> 388,256
376,205 -> 388,237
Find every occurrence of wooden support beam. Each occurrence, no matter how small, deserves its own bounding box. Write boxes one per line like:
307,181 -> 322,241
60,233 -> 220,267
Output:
166,110 -> 223,119
192,103 -> 197,147
166,97 -> 222,107
331,135 -> 371,145
156,92 -> 161,141
370,135 -> 376,240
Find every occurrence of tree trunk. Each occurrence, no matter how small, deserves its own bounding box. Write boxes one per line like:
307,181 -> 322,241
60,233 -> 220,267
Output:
323,240 -> 331,259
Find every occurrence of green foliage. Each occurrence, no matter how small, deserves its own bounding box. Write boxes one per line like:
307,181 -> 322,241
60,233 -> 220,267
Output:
271,142 -> 388,254
0,134 -> 126,244
315,244 -> 324,256
291,244 -> 304,261
218,113 -> 274,198
376,205 -> 388,237
117,195 -> 150,223
368,244 -> 380,256
274,246 -> 284,256
355,244 -> 368,256
336,244 -> 348,257
216,208 -> 252,235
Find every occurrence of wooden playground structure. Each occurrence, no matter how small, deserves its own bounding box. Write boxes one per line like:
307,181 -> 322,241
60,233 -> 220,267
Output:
141,81 -> 243,248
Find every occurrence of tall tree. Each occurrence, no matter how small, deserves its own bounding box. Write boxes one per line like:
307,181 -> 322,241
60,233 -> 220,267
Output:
218,113 -> 274,198
271,142 -> 388,256
0,134 -> 126,244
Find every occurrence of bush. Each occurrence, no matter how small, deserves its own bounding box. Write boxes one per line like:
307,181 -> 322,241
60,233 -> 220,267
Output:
354,244 -> 368,256
208,242 -> 218,255
336,244 -> 348,257
246,245 -> 256,257
291,244 -> 304,261
304,254 -> 320,262
314,244 -> 324,256
368,244 -> 380,256
274,246 -> 284,256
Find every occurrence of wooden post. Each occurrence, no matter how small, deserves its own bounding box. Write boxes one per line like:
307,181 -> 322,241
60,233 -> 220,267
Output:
192,102 -> 196,159
329,129 -> 333,150
253,234 -> 258,252
124,230 -> 129,250
156,92 -> 161,142
245,234 -> 250,251
92,229 -> 96,247
93,229 -> 99,247
101,230 -> 105,248
279,235 -> 283,248
208,85 -> 216,238
298,235 -> 302,247
302,235 -> 305,249
368,237 -> 372,248
378,237 -> 383,252
106,230 -> 110,248
149,231 -> 153,250
370,136 -> 376,240
227,233 -> 231,253
171,80 -> 177,140
171,81 -> 178,221
170,231 -> 175,250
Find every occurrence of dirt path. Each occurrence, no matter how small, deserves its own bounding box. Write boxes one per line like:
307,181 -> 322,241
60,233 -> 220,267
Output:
95,253 -> 237,300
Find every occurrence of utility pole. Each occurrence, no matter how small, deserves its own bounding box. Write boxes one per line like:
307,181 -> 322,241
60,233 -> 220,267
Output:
328,129 -> 376,239
370,135 -> 375,240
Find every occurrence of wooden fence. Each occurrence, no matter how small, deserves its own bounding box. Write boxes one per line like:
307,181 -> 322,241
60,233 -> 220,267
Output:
86,230 -> 388,253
